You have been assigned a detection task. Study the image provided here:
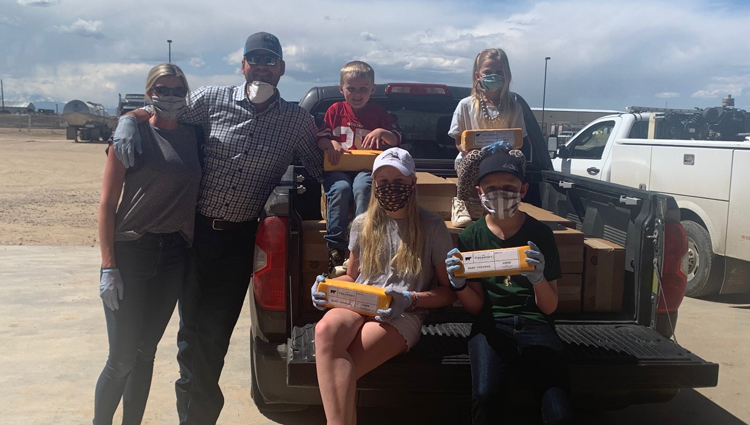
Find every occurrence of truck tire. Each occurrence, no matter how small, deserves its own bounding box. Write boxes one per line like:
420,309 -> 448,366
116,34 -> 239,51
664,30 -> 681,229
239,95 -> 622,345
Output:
682,220 -> 723,297
250,338 -> 307,412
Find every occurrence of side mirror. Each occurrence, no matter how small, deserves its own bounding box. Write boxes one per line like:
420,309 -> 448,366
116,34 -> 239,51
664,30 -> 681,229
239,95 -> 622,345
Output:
557,145 -> 569,159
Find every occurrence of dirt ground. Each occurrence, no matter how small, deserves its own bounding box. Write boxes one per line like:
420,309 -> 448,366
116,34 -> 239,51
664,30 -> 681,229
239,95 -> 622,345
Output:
1,130 -> 748,424
0,129 -> 103,246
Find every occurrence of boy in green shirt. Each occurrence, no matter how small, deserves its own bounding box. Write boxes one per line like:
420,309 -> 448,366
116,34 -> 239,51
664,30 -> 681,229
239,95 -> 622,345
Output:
445,142 -> 572,425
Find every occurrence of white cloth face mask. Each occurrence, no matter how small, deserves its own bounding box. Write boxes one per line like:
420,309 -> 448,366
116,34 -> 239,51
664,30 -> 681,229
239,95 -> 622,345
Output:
151,95 -> 186,121
480,189 -> 521,219
248,81 -> 276,103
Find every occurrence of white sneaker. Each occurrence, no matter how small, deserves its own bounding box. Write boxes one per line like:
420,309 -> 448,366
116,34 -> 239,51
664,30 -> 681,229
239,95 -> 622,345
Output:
451,197 -> 472,228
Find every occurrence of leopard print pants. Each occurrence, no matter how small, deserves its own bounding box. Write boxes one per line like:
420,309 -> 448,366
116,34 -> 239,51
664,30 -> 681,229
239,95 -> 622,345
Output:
455,149 -> 486,201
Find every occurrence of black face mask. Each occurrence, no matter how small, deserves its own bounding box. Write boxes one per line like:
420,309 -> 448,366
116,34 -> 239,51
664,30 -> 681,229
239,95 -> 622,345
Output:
374,183 -> 413,212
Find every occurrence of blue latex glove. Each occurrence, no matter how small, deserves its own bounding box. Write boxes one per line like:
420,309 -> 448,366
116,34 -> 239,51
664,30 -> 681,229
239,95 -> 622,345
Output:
100,268 -> 124,311
522,241 -> 545,284
445,248 -> 467,291
311,274 -> 327,311
375,288 -> 412,323
113,115 -> 142,169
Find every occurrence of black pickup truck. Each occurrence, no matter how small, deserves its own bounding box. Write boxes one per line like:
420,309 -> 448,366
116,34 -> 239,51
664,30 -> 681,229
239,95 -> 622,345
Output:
248,83 -> 718,412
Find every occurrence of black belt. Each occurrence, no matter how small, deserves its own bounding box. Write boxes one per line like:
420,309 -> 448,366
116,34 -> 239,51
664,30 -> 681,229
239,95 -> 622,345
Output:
196,214 -> 258,231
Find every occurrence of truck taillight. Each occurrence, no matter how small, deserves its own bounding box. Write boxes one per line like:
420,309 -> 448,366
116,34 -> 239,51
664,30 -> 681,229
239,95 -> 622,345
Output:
384,83 -> 451,96
658,222 -> 688,314
253,216 -> 288,311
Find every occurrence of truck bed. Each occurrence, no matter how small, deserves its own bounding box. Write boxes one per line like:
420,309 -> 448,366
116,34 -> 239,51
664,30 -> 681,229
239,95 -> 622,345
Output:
288,322 -> 718,396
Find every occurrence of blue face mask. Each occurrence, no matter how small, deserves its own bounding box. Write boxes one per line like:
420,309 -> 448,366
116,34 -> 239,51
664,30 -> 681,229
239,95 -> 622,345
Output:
480,74 -> 505,92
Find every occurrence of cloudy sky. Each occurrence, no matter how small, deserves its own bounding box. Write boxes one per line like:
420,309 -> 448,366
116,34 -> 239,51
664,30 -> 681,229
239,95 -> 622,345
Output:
2,0 -> 750,113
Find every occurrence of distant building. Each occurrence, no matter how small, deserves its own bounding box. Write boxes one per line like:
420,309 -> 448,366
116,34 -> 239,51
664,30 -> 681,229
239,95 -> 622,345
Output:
0,101 -> 36,114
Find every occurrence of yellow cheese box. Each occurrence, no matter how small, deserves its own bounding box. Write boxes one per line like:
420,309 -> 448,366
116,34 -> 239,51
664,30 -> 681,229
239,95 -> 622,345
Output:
461,128 -> 523,152
317,279 -> 392,316
323,149 -> 381,172
453,246 -> 534,278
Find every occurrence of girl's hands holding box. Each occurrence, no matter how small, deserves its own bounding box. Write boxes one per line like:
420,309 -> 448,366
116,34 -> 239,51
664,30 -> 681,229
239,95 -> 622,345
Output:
375,288 -> 413,323
311,274 -> 328,310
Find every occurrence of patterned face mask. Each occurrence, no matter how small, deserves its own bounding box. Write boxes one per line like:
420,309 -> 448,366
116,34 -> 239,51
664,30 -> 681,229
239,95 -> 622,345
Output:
374,183 -> 413,212
480,189 -> 521,219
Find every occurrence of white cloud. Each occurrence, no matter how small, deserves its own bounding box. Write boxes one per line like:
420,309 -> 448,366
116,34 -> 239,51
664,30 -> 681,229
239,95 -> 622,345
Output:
17,0 -> 57,6
223,48 -> 243,66
4,0 -> 750,111
190,56 -> 205,68
56,19 -> 104,39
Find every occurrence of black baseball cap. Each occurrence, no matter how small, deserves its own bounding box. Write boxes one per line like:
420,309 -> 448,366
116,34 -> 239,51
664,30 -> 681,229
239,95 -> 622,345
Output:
244,32 -> 282,59
477,149 -> 526,185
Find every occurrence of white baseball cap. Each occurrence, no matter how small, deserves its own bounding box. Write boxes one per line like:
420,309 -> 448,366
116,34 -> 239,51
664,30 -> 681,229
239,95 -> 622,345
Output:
372,148 -> 416,176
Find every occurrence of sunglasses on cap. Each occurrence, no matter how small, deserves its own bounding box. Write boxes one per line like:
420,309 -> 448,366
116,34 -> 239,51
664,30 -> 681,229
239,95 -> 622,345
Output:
244,54 -> 278,66
152,86 -> 188,97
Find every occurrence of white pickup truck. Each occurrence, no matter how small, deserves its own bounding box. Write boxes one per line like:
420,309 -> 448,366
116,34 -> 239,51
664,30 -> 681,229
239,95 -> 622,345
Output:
552,106 -> 750,297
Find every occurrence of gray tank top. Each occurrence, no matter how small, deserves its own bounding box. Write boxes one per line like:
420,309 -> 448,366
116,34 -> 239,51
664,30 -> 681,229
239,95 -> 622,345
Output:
114,122 -> 202,244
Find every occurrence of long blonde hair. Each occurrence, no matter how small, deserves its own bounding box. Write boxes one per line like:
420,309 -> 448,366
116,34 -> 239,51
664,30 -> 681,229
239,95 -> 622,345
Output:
359,173 -> 423,280
471,48 -> 515,128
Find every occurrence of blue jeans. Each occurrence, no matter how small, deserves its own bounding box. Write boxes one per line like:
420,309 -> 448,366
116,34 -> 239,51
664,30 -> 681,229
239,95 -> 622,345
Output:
323,171 -> 372,250
93,232 -> 187,425
468,316 -> 572,425
175,219 -> 258,425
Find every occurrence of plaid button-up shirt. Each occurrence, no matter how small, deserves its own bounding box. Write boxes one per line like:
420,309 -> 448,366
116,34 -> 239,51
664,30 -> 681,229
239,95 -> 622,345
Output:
180,83 -> 324,222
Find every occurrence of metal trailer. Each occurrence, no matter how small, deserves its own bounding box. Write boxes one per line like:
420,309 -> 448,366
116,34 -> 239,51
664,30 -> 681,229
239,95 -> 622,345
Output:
62,100 -> 113,142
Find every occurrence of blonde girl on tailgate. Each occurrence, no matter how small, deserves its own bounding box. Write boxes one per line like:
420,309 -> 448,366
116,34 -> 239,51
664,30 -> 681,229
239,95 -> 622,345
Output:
311,148 -> 456,425
94,63 -> 201,425
450,48 -> 528,228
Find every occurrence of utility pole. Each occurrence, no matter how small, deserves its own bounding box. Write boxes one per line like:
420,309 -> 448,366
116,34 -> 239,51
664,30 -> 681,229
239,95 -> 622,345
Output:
541,57 -> 551,137
168,39 -> 172,63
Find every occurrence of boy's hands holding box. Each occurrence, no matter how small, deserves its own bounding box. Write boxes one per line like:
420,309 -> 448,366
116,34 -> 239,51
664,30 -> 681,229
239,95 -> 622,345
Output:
445,241 -> 545,283
318,139 -> 350,166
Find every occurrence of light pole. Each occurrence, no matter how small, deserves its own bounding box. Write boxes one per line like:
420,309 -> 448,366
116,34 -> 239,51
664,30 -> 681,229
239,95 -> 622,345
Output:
541,56 -> 551,136
168,39 -> 172,63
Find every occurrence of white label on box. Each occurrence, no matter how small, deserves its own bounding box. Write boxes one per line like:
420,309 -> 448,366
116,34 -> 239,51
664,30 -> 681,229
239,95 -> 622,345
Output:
473,130 -> 517,148
326,286 -> 380,314
462,249 -> 521,274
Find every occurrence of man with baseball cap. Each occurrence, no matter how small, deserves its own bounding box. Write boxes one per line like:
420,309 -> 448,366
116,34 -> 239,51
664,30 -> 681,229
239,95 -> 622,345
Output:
111,31 -> 324,425
444,143 -> 573,424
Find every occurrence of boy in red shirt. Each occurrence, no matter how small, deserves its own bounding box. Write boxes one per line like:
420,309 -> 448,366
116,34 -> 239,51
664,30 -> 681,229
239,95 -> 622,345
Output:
316,61 -> 402,273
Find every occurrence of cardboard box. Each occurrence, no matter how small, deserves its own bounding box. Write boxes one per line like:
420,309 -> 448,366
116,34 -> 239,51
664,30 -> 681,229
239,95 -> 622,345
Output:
556,274 -> 582,313
416,172 -> 456,220
583,238 -> 625,312
461,128 -> 523,151
317,279 -> 392,316
519,203 -> 575,229
320,172 -> 456,221
301,220 -> 328,275
323,149 -> 380,172
453,246 -> 534,278
544,222 -> 585,274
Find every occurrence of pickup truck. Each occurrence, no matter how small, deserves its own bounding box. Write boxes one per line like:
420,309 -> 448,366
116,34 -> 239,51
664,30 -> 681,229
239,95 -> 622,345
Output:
552,106 -> 750,297
248,85 -> 719,413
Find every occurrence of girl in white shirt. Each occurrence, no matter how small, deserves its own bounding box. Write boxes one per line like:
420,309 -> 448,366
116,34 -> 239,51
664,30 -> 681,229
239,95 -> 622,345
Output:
449,48 -> 527,227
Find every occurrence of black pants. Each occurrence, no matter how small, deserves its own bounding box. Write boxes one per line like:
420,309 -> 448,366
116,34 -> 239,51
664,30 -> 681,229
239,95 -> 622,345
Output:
175,220 -> 258,425
93,233 -> 186,425
468,316 -> 572,425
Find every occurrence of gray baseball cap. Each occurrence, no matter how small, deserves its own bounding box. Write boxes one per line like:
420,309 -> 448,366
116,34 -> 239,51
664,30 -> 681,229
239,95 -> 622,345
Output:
244,32 -> 282,59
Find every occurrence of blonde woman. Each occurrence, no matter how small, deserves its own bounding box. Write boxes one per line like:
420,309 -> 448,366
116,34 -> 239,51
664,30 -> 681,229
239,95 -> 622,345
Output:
311,148 -> 457,425
449,48 -> 528,228
94,63 -> 201,425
